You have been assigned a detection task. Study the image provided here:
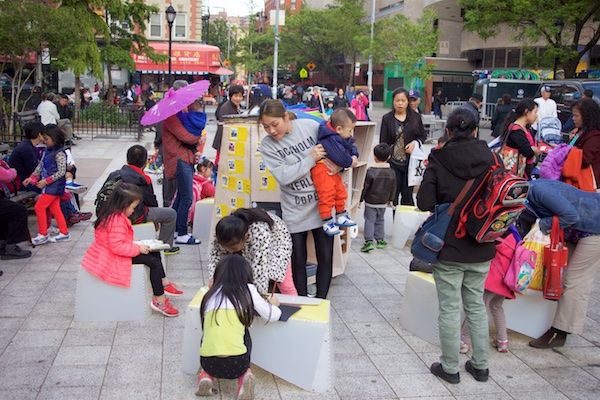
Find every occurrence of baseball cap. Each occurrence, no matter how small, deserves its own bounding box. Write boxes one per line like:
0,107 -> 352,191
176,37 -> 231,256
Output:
408,90 -> 420,99
541,85 -> 552,92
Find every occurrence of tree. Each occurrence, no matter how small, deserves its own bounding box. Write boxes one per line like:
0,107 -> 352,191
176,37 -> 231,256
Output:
207,17 -> 237,60
372,9 -> 439,89
458,0 -> 600,78
236,13 -> 274,84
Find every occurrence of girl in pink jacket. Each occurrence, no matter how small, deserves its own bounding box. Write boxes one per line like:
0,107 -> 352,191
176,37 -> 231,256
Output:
81,182 -> 182,317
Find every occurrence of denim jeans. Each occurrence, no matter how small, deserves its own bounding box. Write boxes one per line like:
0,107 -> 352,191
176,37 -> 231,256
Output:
433,259 -> 490,373
173,159 -> 194,235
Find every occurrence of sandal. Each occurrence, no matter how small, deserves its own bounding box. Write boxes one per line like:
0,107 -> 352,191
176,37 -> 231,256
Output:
175,234 -> 201,245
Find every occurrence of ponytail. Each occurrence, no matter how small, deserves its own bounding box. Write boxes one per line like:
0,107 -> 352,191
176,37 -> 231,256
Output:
500,98 -> 536,137
215,207 -> 274,246
445,107 -> 477,141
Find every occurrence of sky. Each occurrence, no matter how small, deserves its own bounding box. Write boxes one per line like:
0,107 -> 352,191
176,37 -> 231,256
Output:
212,0 -> 264,17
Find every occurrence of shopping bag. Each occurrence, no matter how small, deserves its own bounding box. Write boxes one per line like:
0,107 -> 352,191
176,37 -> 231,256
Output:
407,144 -> 427,187
493,129 -> 527,177
543,216 -> 568,300
521,220 -> 550,291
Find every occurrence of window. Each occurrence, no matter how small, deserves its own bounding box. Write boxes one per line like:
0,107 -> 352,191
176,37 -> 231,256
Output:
494,49 -> 506,68
507,49 -> 520,68
175,13 -> 186,38
150,13 -> 161,37
291,0 -> 297,10
483,49 -> 494,68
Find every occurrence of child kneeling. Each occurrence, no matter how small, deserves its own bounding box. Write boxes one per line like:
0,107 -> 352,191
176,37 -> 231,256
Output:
81,182 -> 182,317
197,254 -> 281,399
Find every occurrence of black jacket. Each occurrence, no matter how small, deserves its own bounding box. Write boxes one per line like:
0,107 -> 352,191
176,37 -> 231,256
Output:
464,101 -> 481,128
212,100 -> 240,152
56,103 -> 73,120
491,104 -> 512,137
333,96 -> 348,110
8,140 -> 38,182
360,164 -> 397,205
504,125 -> 535,159
379,111 -> 427,160
417,138 -> 496,263
119,164 -> 159,223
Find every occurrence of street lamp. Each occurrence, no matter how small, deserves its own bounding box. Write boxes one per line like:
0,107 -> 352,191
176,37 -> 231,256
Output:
166,4 -> 177,88
553,18 -> 565,79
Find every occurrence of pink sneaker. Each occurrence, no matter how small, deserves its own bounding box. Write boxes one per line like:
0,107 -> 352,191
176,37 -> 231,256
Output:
237,369 -> 255,400
494,339 -> 509,353
460,341 -> 470,354
195,370 -> 215,396
163,282 -> 183,297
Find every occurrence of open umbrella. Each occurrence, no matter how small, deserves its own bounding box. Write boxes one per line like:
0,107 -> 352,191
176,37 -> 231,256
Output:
141,80 -> 211,126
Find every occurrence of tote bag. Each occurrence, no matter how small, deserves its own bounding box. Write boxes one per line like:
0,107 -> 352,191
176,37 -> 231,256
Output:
493,127 -> 527,177
543,216 -> 568,301
407,144 -> 427,187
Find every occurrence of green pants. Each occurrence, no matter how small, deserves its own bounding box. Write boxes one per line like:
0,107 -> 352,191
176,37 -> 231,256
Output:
433,259 -> 490,374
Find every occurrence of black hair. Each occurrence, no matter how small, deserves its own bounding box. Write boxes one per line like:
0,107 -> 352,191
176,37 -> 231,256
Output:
500,98 -> 537,136
200,254 -> 255,328
445,107 -> 478,141
438,134 -> 448,146
572,98 -> 600,134
470,93 -> 483,103
196,158 -> 214,173
94,182 -> 143,229
60,94 -> 69,100
41,124 -> 65,148
216,207 -> 274,249
23,121 -> 44,140
391,87 -> 424,135
583,89 -> 594,98
501,94 -> 511,105
126,145 -> 148,168
330,108 -> 356,129
373,143 -> 391,162
228,85 -> 244,97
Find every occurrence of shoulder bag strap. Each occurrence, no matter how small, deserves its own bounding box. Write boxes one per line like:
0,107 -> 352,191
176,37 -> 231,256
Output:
448,178 -> 475,215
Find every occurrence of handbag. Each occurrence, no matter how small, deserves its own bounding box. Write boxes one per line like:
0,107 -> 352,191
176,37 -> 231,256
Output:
407,144 -> 427,187
521,220 -> 550,291
410,178 -> 474,263
493,126 -> 527,177
543,216 -> 568,301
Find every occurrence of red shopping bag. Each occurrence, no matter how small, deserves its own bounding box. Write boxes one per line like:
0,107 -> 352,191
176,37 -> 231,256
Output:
543,216 -> 568,300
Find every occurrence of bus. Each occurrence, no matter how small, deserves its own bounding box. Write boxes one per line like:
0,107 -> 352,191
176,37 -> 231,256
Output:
475,78 -> 541,119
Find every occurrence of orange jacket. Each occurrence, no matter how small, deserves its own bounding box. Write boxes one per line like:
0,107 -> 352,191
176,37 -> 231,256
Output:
561,147 -> 596,192
81,212 -> 141,288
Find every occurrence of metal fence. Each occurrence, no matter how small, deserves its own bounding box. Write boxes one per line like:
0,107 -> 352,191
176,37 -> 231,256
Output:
74,103 -> 144,141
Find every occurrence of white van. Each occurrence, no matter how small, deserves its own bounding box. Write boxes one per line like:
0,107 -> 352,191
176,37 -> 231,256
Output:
475,78 -> 541,119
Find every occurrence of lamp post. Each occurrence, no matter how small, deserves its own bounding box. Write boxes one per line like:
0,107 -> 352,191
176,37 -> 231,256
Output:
367,0 -> 375,111
553,18 -> 564,79
166,4 -> 177,88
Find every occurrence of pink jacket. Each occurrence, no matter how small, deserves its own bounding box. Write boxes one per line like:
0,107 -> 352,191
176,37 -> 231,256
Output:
486,234 -> 516,299
188,174 -> 215,221
350,96 -> 369,121
81,212 -> 141,288
0,162 -> 16,184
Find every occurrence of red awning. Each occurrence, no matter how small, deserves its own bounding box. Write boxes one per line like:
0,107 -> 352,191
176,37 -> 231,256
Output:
209,67 -> 234,76
133,42 -> 222,75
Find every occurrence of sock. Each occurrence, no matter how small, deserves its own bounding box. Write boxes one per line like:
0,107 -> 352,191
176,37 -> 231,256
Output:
66,179 -> 73,184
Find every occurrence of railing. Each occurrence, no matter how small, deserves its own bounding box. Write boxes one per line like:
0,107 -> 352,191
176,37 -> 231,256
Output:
444,101 -> 467,115
74,103 -> 144,141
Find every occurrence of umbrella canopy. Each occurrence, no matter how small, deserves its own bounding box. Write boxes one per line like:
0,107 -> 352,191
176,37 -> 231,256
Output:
141,80 -> 211,125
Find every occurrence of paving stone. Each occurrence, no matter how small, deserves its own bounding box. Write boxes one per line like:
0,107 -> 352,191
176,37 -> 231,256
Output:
535,367 -> 600,392
44,364 -> 106,387
62,328 -> 116,346
37,386 -> 101,400
99,383 -> 161,400
385,373 -> 452,398
54,345 -> 111,366
371,353 -> 428,375
21,315 -> 73,330
512,347 -> 577,369
0,344 -> 59,367
346,321 -> 399,338
334,374 -> 396,399
0,387 -> 39,400
0,364 -> 49,389
9,329 -> 65,348
355,335 -> 414,355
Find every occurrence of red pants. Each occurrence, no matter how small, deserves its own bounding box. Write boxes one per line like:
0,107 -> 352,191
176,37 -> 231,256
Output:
34,193 -> 68,235
311,163 -> 347,220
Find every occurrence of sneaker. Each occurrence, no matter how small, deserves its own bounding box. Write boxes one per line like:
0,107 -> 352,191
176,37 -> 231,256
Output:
47,226 -> 60,236
195,370 -> 215,396
150,297 -> 178,317
164,246 -> 180,256
51,233 -> 71,242
32,234 -> 50,245
361,240 -> 374,252
430,362 -> 460,384
237,369 -> 255,400
460,341 -> 470,354
163,282 -> 183,297
323,219 -> 341,236
65,181 -> 88,194
1,245 -> 32,260
465,360 -> 489,382
493,339 -> 509,353
376,239 -> 388,249
335,213 -> 356,227
68,212 -> 92,225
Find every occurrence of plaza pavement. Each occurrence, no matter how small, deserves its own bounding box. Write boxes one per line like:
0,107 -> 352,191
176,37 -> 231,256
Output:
0,102 -> 599,399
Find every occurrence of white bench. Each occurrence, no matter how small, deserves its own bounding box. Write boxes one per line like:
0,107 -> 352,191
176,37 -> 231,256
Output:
392,206 -> 430,249
191,198 -> 214,241
74,265 -> 151,322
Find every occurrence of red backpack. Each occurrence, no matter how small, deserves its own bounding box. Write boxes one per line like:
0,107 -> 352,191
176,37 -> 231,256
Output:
455,154 -> 529,243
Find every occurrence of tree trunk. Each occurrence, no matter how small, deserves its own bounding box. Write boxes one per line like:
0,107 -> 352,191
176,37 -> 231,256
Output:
562,57 -> 579,79
107,62 -> 114,105
74,76 -> 81,123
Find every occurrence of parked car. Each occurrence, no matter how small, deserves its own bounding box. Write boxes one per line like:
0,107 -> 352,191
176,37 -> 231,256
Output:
321,91 -> 337,104
0,73 -> 35,91
302,86 -> 327,103
534,79 -> 600,126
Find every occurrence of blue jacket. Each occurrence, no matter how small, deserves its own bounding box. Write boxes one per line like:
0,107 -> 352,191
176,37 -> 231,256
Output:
317,121 -> 358,168
42,146 -> 66,196
526,179 -> 600,234
178,110 -> 206,136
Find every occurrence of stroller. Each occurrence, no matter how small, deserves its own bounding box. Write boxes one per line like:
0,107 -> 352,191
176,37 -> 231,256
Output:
537,117 -> 563,146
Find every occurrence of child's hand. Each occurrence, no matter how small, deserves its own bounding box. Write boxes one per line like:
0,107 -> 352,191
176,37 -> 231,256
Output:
350,156 -> 358,168
36,180 -> 47,189
22,178 -> 32,186
197,136 -> 206,146
268,295 -> 280,307
139,244 -> 150,254
195,151 -> 202,158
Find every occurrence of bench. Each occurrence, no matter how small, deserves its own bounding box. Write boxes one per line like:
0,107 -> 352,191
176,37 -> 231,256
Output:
11,110 -> 41,144
9,190 -> 37,204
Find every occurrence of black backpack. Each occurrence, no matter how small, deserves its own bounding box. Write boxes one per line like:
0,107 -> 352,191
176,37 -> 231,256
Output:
95,170 -> 122,216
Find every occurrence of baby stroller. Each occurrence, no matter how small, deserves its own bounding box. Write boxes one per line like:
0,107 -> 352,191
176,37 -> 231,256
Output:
537,117 -> 563,146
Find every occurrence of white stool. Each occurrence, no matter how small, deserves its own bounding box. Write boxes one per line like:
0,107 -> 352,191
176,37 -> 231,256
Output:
504,290 -> 557,338
133,222 -> 157,240
192,198 -> 214,241
400,271 -> 442,346
392,206 -> 430,249
74,265 -> 151,322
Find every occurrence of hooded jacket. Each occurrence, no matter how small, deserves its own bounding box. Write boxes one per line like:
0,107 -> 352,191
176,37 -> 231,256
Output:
417,138 -> 496,263
317,121 -> 358,168
119,164 -> 158,223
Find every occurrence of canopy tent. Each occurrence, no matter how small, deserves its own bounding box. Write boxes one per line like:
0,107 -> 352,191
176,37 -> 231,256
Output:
133,42 -> 232,76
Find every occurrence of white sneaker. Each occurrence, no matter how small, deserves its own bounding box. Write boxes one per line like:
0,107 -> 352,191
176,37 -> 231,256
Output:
323,219 -> 341,236
47,226 -> 60,236
32,234 -> 50,245
336,214 -> 356,227
51,233 -> 71,242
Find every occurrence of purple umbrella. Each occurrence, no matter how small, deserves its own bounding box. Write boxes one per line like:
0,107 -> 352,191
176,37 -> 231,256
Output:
140,80 -> 211,125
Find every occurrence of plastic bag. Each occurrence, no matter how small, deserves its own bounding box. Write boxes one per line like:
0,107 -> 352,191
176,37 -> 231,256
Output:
521,220 -> 550,291
407,144 -> 427,187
